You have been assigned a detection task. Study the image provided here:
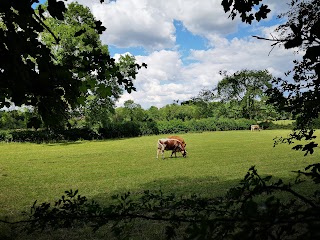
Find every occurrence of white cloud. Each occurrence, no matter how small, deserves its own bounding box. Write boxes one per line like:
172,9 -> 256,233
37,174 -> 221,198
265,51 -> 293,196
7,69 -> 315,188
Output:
69,0 -> 239,50
90,0 -> 176,50
152,0 -> 239,36
117,50 -> 191,108
65,0 -> 297,109
68,0 -> 290,50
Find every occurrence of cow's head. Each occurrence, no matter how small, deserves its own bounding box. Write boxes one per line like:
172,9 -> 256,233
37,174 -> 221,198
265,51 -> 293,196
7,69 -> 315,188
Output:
181,149 -> 187,158
176,141 -> 187,158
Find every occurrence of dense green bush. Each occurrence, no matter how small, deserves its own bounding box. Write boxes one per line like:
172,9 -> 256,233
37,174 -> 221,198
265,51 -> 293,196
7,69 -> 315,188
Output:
156,119 -> 188,134
215,118 -> 253,131
57,128 -> 100,141
9,130 -> 56,143
139,120 -> 159,135
157,118 -> 255,134
99,121 -> 142,139
185,118 -> 216,132
1,129 -> 99,143
311,118 -> 320,129
0,130 -> 13,142
259,121 -> 294,130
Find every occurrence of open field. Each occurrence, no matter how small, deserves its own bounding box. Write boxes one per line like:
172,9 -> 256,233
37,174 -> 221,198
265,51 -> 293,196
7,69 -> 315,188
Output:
0,130 -> 319,239
1,130 -> 319,217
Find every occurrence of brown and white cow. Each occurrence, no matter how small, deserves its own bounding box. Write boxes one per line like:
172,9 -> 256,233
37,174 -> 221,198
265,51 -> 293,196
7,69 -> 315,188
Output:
251,124 -> 260,131
157,138 -> 187,159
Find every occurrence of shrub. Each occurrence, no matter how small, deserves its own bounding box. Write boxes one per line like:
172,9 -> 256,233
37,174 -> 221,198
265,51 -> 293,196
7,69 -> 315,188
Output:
312,118 -> 320,129
58,128 -> 100,141
157,118 -> 255,134
139,120 -> 159,135
259,121 -> 293,130
0,130 -> 13,142
99,121 -> 142,139
157,119 -> 188,134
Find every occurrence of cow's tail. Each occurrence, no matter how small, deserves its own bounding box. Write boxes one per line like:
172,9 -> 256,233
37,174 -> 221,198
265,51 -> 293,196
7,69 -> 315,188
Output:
157,139 -> 165,159
157,139 -> 163,149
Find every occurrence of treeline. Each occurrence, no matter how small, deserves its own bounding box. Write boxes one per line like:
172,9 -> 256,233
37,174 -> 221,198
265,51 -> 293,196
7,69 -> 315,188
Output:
0,99 -> 289,130
0,115 -> 293,143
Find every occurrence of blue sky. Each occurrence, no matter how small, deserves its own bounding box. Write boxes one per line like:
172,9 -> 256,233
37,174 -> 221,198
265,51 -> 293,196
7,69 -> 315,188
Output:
108,19 -> 210,65
35,0 -> 297,109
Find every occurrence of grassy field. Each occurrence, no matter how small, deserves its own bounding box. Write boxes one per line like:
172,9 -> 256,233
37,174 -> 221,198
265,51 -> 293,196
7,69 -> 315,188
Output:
0,130 -> 319,238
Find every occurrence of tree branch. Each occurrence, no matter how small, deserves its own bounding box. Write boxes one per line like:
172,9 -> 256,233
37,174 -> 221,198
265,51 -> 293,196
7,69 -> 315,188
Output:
32,12 -> 60,43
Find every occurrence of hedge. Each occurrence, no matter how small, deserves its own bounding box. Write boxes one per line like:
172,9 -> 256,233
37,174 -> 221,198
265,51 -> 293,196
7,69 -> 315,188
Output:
0,118 -> 297,143
157,118 -> 256,134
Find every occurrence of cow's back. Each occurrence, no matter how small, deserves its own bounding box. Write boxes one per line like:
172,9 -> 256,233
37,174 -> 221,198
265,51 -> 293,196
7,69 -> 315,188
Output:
168,135 -> 186,147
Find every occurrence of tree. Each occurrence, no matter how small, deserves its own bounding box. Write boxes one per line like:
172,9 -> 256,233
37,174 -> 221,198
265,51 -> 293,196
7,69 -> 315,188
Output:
159,103 -> 180,121
267,0 -> 320,153
188,88 -> 217,118
147,106 -> 162,121
216,69 -> 272,119
41,2 -> 144,129
123,100 -> 147,122
0,110 -> 26,129
79,95 -> 115,130
40,2 -> 144,130
222,0 -> 320,154
0,0 -> 146,129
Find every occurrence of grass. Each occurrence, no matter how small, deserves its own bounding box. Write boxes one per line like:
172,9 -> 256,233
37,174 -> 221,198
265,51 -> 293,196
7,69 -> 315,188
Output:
0,130 -> 319,238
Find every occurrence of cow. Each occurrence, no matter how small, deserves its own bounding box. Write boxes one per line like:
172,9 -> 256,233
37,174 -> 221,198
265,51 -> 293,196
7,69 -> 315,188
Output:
157,138 -> 187,159
251,124 -> 260,131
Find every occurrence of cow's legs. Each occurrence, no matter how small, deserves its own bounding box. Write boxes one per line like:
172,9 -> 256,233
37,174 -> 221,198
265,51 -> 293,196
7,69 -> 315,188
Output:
157,141 -> 165,159
157,140 -> 162,159
170,150 -> 177,157
157,149 -> 165,159
157,148 -> 165,159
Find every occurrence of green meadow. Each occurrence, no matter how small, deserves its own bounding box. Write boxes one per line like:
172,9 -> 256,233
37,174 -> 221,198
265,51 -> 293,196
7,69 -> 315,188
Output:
1,129 -> 319,222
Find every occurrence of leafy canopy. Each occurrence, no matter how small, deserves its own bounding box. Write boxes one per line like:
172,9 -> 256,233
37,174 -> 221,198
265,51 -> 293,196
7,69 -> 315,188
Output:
0,0 -> 146,128
216,69 -> 272,119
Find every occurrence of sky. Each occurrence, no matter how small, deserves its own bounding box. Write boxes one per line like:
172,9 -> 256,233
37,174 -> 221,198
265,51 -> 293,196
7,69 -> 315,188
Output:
41,0 -> 298,109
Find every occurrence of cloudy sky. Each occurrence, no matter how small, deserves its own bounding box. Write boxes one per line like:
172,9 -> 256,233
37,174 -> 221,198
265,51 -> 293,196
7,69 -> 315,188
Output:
54,0 -> 298,109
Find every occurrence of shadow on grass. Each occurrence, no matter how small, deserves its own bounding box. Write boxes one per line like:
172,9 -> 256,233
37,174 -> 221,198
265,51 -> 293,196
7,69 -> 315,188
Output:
96,175 -> 236,203
1,173 -> 315,240
45,138 -> 132,147
46,141 -> 86,146
0,175 -> 240,240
